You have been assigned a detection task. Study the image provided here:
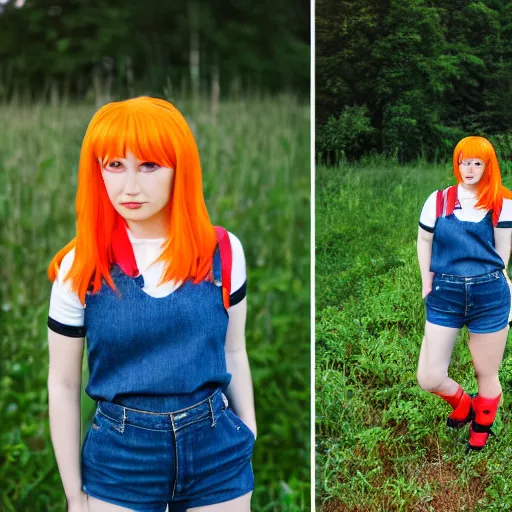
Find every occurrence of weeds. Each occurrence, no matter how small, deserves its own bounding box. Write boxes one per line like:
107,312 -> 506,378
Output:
0,94 -> 310,511
316,161 -> 512,511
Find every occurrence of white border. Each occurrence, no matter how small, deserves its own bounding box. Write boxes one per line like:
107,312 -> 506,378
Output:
310,0 -> 316,510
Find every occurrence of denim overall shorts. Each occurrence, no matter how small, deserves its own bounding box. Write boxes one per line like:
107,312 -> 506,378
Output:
426,209 -> 511,333
81,389 -> 255,511
80,248 -> 255,510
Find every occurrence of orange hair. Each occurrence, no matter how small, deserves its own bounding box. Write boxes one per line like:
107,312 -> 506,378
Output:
452,136 -> 512,226
47,96 -> 216,305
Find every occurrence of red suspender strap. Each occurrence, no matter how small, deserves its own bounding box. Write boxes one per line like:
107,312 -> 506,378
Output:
112,217 -> 139,277
446,185 -> 457,216
435,189 -> 444,218
214,226 -> 232,309
435,185 -> 458,218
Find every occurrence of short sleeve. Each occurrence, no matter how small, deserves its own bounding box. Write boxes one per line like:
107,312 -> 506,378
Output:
227,232 -> 247,307
419,191 -> 438,233
497,198 -> 512,228
47,248 -> 86,337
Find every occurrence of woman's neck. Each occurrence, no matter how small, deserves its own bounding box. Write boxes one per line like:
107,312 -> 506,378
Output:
124,210 -> 170,239
126,224 -> 166,239
459,182 -> 478,195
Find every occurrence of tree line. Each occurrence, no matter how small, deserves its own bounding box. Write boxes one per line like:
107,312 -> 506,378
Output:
316,0 -> 512,164
0,0 -> 310,102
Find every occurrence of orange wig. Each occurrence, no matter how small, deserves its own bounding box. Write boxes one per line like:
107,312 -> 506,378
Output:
452,136 -> 512,226
47,96 -> 217,305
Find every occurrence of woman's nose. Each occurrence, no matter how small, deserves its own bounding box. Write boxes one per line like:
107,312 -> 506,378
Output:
124,169 -> 141,194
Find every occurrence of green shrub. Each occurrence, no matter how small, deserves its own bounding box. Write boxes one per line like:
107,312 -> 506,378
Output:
316,105 -> 375,164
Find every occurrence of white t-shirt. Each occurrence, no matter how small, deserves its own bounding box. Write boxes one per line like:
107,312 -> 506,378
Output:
419,184 -> 512,231
48,229 -> 246,332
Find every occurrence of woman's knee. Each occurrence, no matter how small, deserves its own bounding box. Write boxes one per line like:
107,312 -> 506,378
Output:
416,367 -> 447,392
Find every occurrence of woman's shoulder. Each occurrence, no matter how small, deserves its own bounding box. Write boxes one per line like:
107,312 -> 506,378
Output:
419,190 -> 439,232
56,247 -> 76,284
497,198 -> 512,227
48,247 -> 85,334
224,232 -> 246,298
421,190 -> 439,213
502,198 -> 512,208
226,231 -> 244,253
225,231 -> 245,270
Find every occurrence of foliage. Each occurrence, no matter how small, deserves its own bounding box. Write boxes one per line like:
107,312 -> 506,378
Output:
316,105 -> 375,164
488,134 -> 512,176
0,0 -> 309,101
0,94 -> 310,511
316,161 -> 512,511
316,0 -> 512,163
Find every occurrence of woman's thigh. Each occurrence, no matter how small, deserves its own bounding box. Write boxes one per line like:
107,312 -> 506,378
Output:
468,326 -> 509,378
87,495 -> 135,512
418,321 -> 459,371
187,491 -> 252,512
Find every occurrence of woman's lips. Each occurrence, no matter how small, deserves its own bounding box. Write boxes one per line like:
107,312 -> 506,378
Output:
121,202 -> 144,209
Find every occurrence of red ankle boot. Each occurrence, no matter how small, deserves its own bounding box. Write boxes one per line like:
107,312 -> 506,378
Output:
468,394 -> 501,451
433,385 -> 473,428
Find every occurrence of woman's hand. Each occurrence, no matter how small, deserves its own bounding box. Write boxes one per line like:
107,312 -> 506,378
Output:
422,272 -> 434,299
67,491 -> 88,512
422,284 -> 432,300
244,420 -> 257,440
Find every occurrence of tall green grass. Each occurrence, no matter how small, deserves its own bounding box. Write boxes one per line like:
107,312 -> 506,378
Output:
0,94 -> 310,511
316,160 -> 512,511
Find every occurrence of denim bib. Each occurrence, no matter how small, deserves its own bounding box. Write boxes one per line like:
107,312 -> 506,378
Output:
431,211 -> 504,277
83,248 -> 230,412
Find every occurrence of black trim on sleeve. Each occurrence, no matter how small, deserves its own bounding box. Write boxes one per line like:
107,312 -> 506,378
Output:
497,221 -> 512,228
229,281 -> 246,307
419,221 -> 435,233
47,317 -> 86,338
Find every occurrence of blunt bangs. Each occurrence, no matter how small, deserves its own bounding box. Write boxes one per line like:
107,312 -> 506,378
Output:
455,136 -> 495,166
87,97 -> 178,170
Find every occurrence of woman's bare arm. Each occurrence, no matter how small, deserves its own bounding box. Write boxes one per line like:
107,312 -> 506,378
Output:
47,328 -> 85,504
417,227 -> 435,298
224,298 -> 257,438
494,227 -> 512,268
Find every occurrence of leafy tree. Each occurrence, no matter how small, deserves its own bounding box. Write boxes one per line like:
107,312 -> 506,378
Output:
316,0 -> 512,163
0,0 -> 310,100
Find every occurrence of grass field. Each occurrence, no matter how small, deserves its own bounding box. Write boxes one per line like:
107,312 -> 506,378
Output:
316,160 -> 512,511
0,94 -> 310,511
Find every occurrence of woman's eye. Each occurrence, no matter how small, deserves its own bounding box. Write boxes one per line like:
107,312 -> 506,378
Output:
141,162 -> 159,172
107,161 -> 122,170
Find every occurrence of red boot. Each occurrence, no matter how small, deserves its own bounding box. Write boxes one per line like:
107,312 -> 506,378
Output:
468,394 -> 501,451
433,385 -> 473,428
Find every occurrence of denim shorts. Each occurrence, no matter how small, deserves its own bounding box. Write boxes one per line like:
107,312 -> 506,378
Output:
81,388 -> 255,512
424,270 -> 511,334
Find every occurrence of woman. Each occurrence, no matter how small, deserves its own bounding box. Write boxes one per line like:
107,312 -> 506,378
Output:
46,96 -> 256,512
416,136 -> 512,451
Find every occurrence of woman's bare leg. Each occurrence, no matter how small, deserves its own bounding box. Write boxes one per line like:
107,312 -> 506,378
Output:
86,495 -> 135,512
468,326 -> 508,398
417,321 -> 461,394
187,491 -> 252,512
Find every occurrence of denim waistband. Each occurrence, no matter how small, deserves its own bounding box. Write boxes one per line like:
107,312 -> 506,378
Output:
96,388 -> 227,432
435,270 -> 504,284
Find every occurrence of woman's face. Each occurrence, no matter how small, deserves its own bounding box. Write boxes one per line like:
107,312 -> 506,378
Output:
100,150 -> 174,237
459,157 -> 485,187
